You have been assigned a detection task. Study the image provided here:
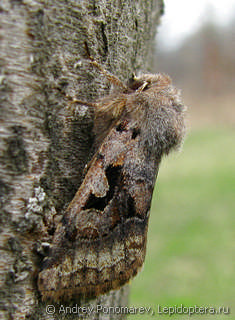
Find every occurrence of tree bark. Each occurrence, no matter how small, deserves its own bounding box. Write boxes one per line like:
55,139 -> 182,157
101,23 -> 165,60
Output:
0,0 -> 163,319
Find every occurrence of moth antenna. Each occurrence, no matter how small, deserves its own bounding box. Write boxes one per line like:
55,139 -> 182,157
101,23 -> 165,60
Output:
84,42 -> 129,92
136,81 -> 148,92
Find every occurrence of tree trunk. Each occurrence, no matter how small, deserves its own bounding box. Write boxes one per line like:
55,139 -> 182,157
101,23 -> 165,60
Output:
0,0 -> 163,319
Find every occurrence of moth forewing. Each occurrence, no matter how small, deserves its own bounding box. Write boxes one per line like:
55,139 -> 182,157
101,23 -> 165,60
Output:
38,57 -> 185,301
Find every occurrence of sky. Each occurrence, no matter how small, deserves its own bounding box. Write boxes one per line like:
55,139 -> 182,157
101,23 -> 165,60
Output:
157,0 -> 235,50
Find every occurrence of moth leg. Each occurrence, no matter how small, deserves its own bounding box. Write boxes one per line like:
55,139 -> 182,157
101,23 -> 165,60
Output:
136,81 -> 148,92
84,42 -> 129,92
66,96 -> 98,109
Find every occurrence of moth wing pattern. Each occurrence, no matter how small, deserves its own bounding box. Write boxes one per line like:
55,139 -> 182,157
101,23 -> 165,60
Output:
37,62 -> 185,301
38,117 -> 155,300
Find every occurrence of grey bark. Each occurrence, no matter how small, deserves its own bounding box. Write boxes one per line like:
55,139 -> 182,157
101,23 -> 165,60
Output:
0,0 -> 163,319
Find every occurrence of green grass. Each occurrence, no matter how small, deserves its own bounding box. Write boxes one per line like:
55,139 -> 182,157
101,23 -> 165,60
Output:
128,127 -> 235,319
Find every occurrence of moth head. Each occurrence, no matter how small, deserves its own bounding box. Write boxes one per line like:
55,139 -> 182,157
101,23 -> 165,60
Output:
127,73 -> 172,92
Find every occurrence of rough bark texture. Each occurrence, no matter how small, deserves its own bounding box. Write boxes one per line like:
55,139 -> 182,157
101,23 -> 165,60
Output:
0,0 -> 163,319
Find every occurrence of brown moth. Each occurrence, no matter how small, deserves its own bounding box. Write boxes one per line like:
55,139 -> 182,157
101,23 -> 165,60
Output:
37,50 -> 185,301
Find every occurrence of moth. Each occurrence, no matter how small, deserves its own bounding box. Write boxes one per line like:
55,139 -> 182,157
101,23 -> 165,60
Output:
38,49 -> 185,301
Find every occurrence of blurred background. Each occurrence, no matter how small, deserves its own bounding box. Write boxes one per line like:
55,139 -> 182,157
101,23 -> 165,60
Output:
130,0 -> 235,318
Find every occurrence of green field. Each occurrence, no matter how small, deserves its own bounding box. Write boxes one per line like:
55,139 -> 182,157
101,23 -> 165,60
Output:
129,127 -> 235,319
